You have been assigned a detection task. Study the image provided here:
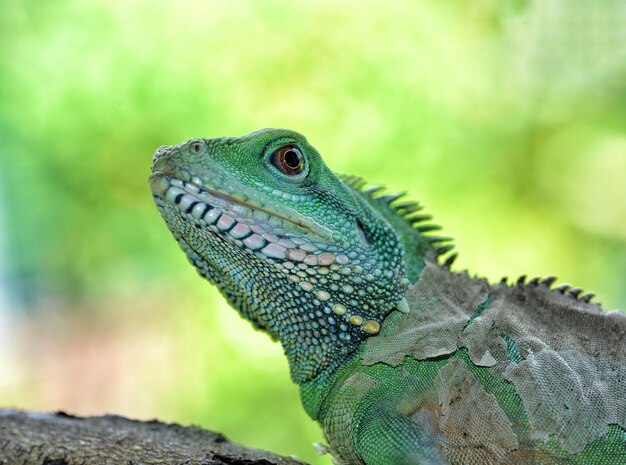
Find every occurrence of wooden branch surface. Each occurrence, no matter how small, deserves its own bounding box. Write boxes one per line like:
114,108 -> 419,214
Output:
0,410 -> 310,465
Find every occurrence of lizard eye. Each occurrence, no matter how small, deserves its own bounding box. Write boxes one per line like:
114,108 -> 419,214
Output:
271,146 -> 305,175
190,140 -> 204,154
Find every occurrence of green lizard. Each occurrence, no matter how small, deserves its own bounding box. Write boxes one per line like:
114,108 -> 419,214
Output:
149,128 -> 625,465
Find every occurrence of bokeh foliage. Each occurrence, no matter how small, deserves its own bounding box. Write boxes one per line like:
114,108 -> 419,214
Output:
0,1 -> 624,464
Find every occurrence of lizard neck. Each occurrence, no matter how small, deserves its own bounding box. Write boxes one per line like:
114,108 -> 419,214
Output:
210,201 -> 411,384
149,130 -> 448,384
153,175 -> 412,384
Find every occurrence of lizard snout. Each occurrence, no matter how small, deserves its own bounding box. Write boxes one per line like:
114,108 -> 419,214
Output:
152,145 -> 173,166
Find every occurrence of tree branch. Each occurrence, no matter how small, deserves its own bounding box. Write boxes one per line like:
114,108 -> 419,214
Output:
0,409 -> 310,465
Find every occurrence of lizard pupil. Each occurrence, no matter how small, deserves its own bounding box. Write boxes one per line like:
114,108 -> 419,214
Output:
272,145 -> 304,175
284,150 -> 300,168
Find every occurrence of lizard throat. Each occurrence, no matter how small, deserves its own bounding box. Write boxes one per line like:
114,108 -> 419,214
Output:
150,172 -> 408,382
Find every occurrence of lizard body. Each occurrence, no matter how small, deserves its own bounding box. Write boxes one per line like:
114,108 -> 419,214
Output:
150,128 -> 625,465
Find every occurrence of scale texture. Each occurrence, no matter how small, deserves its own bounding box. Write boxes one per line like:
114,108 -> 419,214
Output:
150,128 -> 625,465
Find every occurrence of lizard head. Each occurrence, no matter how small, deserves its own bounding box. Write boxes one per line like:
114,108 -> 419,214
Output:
149,128 -> 440,382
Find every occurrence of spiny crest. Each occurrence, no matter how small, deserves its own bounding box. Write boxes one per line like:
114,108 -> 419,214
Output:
498,274 -> 601,308
340,175 -> 603,309
340,174 -> 454,254
339,174 -> 455,282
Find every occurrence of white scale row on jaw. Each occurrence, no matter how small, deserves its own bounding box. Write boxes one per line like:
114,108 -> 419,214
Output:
163,180 -> 380,335
179,177 -> 334,241
164,184 -> 331,263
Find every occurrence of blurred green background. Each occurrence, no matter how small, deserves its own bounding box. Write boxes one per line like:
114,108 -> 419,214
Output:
0,1 -> 625,463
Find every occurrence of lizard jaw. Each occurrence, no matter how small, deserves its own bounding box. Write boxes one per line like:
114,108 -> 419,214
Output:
150,172 -> 336,261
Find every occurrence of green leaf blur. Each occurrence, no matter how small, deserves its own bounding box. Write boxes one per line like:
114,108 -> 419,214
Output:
0,1 -> 624,464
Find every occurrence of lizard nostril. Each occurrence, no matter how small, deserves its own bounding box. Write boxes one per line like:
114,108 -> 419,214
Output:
153,145 -> 171,163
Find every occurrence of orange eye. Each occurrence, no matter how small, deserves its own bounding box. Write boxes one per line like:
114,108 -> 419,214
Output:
271,146 -> 304,175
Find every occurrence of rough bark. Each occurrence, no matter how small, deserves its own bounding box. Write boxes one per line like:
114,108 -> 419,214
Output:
0,410 -> 309,465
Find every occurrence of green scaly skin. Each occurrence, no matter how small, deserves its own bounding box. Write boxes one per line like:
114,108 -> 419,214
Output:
150,129 -> 626,465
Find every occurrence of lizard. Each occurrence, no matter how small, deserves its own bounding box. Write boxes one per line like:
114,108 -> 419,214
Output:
149,128 -> 626,465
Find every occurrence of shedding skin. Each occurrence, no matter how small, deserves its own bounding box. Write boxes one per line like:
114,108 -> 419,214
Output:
151,129 -> 626,465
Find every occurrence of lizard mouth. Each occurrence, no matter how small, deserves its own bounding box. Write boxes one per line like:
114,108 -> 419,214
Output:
149,171 -> 331,260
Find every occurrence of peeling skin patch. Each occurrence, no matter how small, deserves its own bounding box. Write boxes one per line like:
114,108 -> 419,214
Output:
427,360 -> 518,464
504,350 -> 625,454
362,262 -> 489,366
363,260 -> 626,453
487,284 -> 626,453
460,318 -> 508,368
